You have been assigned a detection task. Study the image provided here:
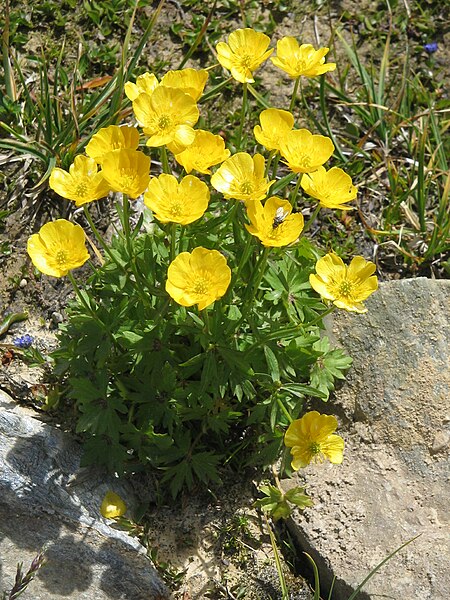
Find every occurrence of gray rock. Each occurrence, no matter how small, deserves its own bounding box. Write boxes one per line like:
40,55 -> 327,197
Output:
0,391 -> 170,600
285,278 -> 450,600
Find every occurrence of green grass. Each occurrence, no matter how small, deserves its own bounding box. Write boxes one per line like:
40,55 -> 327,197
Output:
300,4 -> 450,273
3,0 -> 448,274
0,0 -> 164,198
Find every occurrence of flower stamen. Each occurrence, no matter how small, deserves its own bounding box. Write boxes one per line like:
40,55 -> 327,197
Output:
158,114 -> 171,130
338,280 -> 353,296
55,250 -> 67,265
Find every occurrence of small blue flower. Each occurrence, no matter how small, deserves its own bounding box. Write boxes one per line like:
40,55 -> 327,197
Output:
13,334 -> 34,349
424,42 -> 438,54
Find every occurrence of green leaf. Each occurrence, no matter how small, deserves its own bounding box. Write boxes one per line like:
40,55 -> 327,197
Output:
254,485 -> 291,520
187,311 -> 204,327
284,486 -> 314,509
281,382 -> 326,399
310,337 -> 352,400
0,311 -> 28,337
227,305 -> 242,321
69,377 -> 103,402
219,347 -> 254,376
116,330 -> 144,347
190,451 -> 222,483
81,435 -> 130,473
264,346 -> 280,383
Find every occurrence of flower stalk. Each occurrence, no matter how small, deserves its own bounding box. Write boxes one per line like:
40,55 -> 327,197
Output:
236,82 -> 248,151
302,203 -> 321,234
289,77 -> 301,112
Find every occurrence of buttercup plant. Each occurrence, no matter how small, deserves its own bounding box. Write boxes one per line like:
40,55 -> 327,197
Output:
27,27 -> 378,498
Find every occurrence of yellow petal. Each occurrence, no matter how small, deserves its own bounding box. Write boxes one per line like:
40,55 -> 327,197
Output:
321,434 -> 345,464
100,491 -> 127,519
314,253 -> 346,281
101,149 -> 150,198
86,125 -> 140,163
161,68 -> 208,101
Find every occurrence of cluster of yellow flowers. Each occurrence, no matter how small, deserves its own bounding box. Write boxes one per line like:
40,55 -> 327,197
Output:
216,29 -> 336,84
26,28 -> 380,473
28,28 -> 377,315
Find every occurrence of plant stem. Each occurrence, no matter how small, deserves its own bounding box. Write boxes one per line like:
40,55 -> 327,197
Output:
265,515 -> 290,600
272,464 -> 284,493
121,193 -> 133,258
264,150 -> 276,177
121,194 -> 153,305
229,232 -> 254,290
302,203 -> 321,234
160,146 -> 170,173
202,308 -> 212,337
215,200 -> 240,249
276,396 -> 293,424
83,205 -> 116,264
236,82 -> 248,151
67,271 -> 98,321
289,174 -> 303,207
271,154 -> 281,182
307,305 -> 336,328
169,223 -> 177,262
289,77 -> 301,112
230,246 -> 270,333
245,246 -> 270,308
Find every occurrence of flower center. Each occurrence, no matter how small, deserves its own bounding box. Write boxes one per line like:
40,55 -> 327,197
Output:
295,59 -> 307,72
75,182 -> 88,198
119,172 -> 137,190
158,114 -> 172,130
55,250 -> 67,265
169,201 -> 183,217
309,441 -> 321,455
296,154 -> 312,168
240,181 -> 254,195
240,54 -> 252,68
338,280 -> 353,297
192,277 -> 209,295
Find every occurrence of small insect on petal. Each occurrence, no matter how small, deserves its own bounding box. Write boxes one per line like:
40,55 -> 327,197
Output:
272,207 -> 290,228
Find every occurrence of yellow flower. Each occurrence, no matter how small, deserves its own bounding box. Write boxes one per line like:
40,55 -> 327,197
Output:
301,166 -> 357,210
125,69 -> 208,103
280,129 -> 334,174
309,253 -> 378,313
160,68 -> 209,101
174,130 -> 230,174
210,153 -> 273,204
166,247 -> 231,310
284,411 -> 345,470
100,491 -> 127,519
49,155 -> 111,207
245,196 -> 304,247
253,108 -> 294,151
101,148 -> 150,198
124,72 -> 159,101
271,38 -> 336,79
27,219 -> 89,278
216,28 -> 273,83
132,86 -> 199,148
144,174 -> 209,225
85,125 -> 140,163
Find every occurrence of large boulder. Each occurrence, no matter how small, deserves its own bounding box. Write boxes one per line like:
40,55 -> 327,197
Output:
0,391 -> 170,600
285,278 -> 450,600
